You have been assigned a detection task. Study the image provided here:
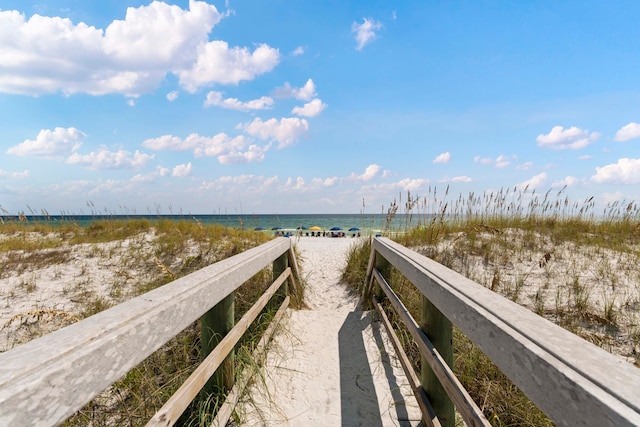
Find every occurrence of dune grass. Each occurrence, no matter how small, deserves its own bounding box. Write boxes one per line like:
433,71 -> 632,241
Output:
342,187 -> 640,426
0,216 -> 298,425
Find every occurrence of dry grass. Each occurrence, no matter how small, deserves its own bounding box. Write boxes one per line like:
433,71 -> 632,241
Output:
0,217 -> 281,425
342,187 -> 640,426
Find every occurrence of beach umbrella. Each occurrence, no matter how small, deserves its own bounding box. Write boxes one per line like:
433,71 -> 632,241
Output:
309,226 -> 322,231
296,225 -> 308,230
271,226 -> 283,230
254,227 -> 265,231
348,227 -> 360,231
330,226 -> 342,231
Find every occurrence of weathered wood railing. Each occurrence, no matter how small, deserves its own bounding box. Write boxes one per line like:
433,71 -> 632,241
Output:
365,237 -> 640,427
0,237 -> 300,426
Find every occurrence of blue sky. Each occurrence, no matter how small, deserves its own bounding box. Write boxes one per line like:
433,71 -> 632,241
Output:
1,1 -> 640,215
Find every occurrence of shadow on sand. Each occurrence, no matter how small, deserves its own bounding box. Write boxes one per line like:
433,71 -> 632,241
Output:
338,310 -> 413,427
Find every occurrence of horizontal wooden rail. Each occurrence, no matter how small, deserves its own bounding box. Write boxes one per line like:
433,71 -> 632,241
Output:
147,267 -> 293,426
0,237 -> 294,426
371,270 -> 489,427
369,237 -> 640,426
372,296 -> 441,427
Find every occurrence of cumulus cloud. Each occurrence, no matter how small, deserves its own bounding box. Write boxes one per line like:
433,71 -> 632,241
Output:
291,46 -> 305,56
291,98 -> 327,117
536,126 -> 600,150
433,152 -> 451,164
451,176 -> 472,183
177,42 -> 280,92
552,176 -> 579,187
143,132 -> 265,163
516,161 -> 533,170
614,122 -> 640,142
349,164 -> 381,182
66,148 -> 153,170
361,178 -> 429,193
473,154 -> 511,168
0,169 -> 30,179
7,127 -> 85,157
517,172 -> 547,190
218,144 -> 269,164
273,79 -> 316,100
172,162 -> 192,177
204,91 -> 274,111
591,158 -> 640,184
0,2 -> 278,96
243,117 -> 309,148
352,18 -> 382,51
167,91 -> 179,101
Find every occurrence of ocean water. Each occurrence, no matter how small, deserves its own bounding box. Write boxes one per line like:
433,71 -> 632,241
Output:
11,213 -> 434,235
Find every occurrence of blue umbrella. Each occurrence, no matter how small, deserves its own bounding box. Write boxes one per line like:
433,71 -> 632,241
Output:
330,226 -> 342,231
254,227 -> 265,231
271,226 -> 283,230
348,227 -> 360,231
296,225 -> 308,230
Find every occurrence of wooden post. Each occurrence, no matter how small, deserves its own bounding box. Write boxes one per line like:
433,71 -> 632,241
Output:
374,252 -> 391,301
420,295 -> 454,427
272,252 -> 289,304
201,293 -> 235,396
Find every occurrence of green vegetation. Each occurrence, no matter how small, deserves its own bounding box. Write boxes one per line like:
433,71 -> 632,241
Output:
342,187 -> 640,426
0,217 -> 292,425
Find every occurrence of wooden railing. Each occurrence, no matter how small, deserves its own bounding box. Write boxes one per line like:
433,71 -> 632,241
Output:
0,237 -> 300,427
365,237 -> 640,427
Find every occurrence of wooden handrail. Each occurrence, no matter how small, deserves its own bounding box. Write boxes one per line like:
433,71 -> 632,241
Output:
0,237 -> 295,426
367,237 -> 640,426
371,270 -> 489,427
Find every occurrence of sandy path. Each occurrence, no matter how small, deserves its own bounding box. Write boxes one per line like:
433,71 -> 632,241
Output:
235,237 -> 422,426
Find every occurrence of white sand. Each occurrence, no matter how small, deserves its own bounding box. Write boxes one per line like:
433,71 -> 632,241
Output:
235,236 -> 422,426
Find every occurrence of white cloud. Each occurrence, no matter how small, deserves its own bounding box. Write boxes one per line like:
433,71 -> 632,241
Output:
536,126 -> 600,150
0,169 -> 30,179
349,164 -> 381,182
474,154 -> 511,168
0,1 -> 224,96
361,178 -> 429,193
172,162 -> 192,177
167,90 -> 179,101
433,152 -> 451,164
218,144 -> 269,164
291,46 -> 305,56
494,154 -> 510,168
517,172 -> 547,190
352,18 -> 382,51
578,155 -> 592,160
291,98 -> 327,117
516,161 -> 533,170
177,41 -> 279,92
66,148 -> 153,170
552,176 -> 579,187
127,99 -> 135,107
614,122 -> 640,142
204,91 -> 274,111
143,132 -> 266,163
452,176 -> 472,183
243,117 -> 309,148
591,158 -> 640,184
7,127 -> 85,157
273,79 -> 316,100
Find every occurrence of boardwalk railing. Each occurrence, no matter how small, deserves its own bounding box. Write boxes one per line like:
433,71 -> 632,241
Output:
0,237 -> 300,427
365,237 -> 640,427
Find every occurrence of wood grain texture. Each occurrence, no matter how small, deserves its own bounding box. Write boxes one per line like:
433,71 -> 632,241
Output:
0,238 -> 292,427
372,237 -> 640,427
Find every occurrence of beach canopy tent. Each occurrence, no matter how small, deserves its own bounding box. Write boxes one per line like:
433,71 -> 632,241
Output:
309,226 -> 322,231
330,226 -> 342,231
348,227 -> 360,231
